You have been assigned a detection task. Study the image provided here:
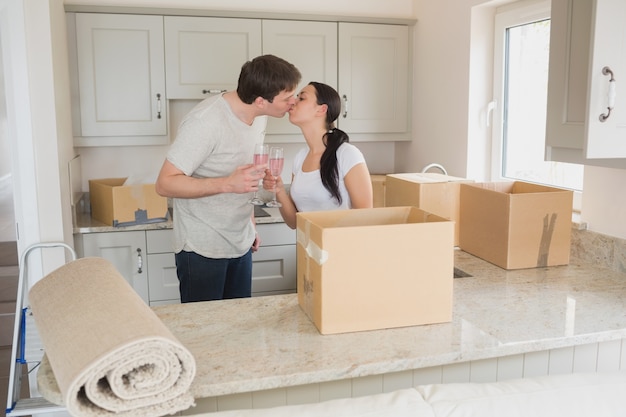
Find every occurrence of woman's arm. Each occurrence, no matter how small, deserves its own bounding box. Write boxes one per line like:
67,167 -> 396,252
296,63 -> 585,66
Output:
264,173 -> 299,229
344,163 -> 374,209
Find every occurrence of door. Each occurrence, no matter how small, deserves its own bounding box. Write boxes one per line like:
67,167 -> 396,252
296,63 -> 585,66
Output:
164,16 -> 262,99
81,231 -> 149,303
74,13 -> 167,138
584,0 -> 626,158
338,23 -> 409,133
262,20 -> 338,135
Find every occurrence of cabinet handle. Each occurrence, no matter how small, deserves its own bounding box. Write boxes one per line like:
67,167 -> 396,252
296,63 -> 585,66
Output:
136,248 -> 143,274
599,66 -> 616,122
342,94 -> 348,118
156,93 -> 162,119
202,89 -> 227,95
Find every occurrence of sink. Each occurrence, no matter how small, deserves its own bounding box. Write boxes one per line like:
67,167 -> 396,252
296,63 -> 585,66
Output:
453,267 -> 472,278
254,206 -> 271,218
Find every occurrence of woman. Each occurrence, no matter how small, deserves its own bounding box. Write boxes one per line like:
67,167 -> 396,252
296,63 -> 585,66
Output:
263,82 -> 373,229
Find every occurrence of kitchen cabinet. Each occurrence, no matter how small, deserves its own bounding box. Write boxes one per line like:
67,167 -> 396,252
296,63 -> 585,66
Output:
146,229 -> 180,306
545,0 -> 626,168
74,221 -> 296,304
262,20 -> 338,135
338,23 -> 409,134
164,16 -> 262,99
69,13 -> 168,145
74,231 -> 150,304
253,223 -> 297,296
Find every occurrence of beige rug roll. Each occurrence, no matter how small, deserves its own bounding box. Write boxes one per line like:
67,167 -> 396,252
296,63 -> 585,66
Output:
29,257 -> 196,417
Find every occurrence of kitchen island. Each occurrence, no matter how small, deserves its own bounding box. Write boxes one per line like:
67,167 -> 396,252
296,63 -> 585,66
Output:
148,249 -> 626,400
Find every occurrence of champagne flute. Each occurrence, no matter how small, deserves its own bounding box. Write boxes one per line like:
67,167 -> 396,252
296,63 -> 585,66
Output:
266,147 -> 284,208
249,143 -> 268,205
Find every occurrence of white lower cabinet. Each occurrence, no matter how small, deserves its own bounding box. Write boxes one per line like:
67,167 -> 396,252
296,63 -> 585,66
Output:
253,223 -> 297,296
76,231 -> 150,304
75,223 -> 296,305
146,229 -> 180,306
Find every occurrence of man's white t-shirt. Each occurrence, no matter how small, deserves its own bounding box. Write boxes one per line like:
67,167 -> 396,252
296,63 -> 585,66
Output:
167,94 -> 267,258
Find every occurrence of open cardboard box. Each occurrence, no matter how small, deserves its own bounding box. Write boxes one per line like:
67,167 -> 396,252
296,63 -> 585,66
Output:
459,181 -> 573,270
296,206 -> 454,335
385,173 -> 474,246
89,178 -> 168,227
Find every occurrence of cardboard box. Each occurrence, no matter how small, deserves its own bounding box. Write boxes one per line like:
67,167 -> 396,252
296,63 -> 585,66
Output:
370,174 -> 387,207
459,181 -> 573,270
89,178 -> 168,227
296,207 -> 454,335
385,173 -> 473,246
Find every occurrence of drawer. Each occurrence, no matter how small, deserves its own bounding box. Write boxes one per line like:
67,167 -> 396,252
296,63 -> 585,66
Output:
256,223 -> 296,246
146,229 -> 173,254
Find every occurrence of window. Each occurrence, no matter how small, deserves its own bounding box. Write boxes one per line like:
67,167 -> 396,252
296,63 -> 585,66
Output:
492,1 -> 583,192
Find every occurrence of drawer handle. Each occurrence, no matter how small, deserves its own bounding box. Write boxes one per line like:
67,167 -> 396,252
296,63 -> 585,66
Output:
202,89 -> 227,95
137,248 -> 143,274
599,66 -> 616,122
342,94 -> 348,118
156,93 -> 162,119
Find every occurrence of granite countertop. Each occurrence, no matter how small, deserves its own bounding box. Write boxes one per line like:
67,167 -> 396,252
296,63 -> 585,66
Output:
73,204 -> 285,233
36,249 -> 626,403
143,250 -> 626,399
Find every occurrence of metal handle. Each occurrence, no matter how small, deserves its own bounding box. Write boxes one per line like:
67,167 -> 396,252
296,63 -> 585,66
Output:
136,248 -> 143,274
156,93 -> 162,119
599,66 -> 616,122
202,89 -> 227,95
342,94 -> 348,118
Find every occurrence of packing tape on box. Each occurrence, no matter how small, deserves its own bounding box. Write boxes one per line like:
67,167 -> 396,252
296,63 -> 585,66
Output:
297,222 -> 329,265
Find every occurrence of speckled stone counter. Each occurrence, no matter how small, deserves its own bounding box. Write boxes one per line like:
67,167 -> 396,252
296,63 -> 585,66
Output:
73,205 -> 285,233
142,250 -> 626,399
35,249 -> 626,404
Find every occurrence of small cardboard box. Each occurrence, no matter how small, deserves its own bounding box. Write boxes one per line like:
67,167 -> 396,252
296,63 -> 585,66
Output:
89,178 -> 168,227
296,207 -> 454,335
385,173 -> 473,246
370,174 -> 387,207
459,181 -> 573,270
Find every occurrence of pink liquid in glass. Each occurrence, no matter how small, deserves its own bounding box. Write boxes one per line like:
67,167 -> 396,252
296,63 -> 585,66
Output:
269,158 -> 284,176
254,154 -> 269,165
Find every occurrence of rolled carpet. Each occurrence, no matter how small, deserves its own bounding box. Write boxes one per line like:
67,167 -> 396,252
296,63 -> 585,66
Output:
29,257 -> 196,417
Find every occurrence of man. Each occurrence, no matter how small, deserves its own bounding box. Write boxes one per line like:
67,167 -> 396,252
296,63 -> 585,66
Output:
156,55 -> 301,302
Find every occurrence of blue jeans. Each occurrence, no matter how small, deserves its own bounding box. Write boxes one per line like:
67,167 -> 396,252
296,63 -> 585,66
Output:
175,249 -> 252,303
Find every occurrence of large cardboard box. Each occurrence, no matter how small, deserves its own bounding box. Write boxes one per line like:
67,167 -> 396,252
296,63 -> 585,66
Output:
89,178 -> 168,227
370,174 -> 387,207
459,181 -> 573,270
296,207 -> 454,335
385,173 -> 473,246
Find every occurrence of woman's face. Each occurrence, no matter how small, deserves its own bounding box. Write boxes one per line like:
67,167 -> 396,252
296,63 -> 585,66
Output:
288,84 -> 323,127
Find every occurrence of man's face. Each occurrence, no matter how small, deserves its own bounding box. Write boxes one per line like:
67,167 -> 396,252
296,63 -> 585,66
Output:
264,89 -> 297,118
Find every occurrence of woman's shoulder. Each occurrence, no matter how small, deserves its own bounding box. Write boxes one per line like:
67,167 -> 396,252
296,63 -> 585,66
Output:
337,142 -> 365,159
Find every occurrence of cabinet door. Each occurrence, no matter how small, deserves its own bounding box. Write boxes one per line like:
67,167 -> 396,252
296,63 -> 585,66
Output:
252,245 -> 297,296
338,23 -> 409,134
147,253 -> 180,305
81,231 -> 149,304
585,0 -> 626,158
164,17 -> 262,99
262,20 -> 338,135
545,0 -> 626,167
74,14 -> 166,138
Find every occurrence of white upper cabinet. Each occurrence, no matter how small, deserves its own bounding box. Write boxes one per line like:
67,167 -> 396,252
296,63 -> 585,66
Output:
546,0 -> 626,167
164,17 -> 262,99
262,20 -> 338,135
73,13 -> 167,143
338,23 -> 409,134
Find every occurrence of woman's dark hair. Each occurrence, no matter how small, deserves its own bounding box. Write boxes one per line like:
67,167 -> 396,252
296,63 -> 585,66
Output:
309,82 -> 350,204
237,55 -> 301,104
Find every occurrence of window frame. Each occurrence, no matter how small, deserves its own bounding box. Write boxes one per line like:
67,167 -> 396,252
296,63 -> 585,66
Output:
491,0 -> 582,211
